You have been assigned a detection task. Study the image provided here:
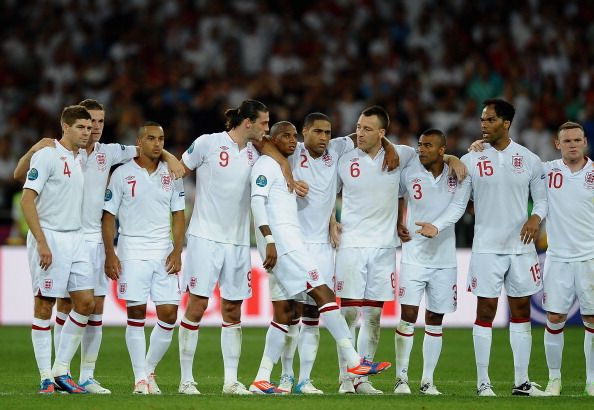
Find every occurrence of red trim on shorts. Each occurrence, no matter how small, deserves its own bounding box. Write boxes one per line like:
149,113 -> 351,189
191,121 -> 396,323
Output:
395,329 -> 414,337
474,320 -> 492,328
158,323 -> 174,331
340,300 -> 362,308
31,324 -> 51,331
362,300 -> 384,308
271,322 -> 288,333
180,321 -> 199,331
302,320 -> 319,326
69,315 -> 87,328
55,317 -> 66,326
585,326 -> 594,334
88,320 -> 102,327
510,317 -> 530,324
425,331 -> 442,337
319,304 -> 339,314
222,321 -> 241,328
545,326 -> 564,334
127,320 -> 145,327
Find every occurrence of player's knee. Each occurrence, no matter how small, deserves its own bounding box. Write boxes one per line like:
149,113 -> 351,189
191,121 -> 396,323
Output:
400,305 -> 419,323
546,312 -> 567,324
93,296 -> 105,314
158,310 -> 177,325
425,310 -> 444,325
582,314 -> 594,325
56,298 -> 73,314
221,300 -> 242,323
303,304 -> 319,319
34,298 -> 55,319
185,296 -> 208,322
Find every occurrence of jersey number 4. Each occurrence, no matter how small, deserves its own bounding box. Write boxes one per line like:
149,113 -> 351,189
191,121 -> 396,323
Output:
63,162 -> 71,177
477,160 -> 494,177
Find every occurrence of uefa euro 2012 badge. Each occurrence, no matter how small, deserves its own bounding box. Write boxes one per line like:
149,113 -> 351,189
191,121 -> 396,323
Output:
256,175 -> 267,187
27,168 -> 39,180
104,189 -> 112,201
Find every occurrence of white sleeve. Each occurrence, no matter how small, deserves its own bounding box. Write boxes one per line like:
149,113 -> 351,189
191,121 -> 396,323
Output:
107,143 -> 137,166
170,178 -> 185,212
432,176 -> 472,233
529,157 -> 548,220
396,144 -> 417,169
398,167 -> 408,198
103,168 -> 123,216
251,161 -> 274,199
23,148 -> 54,194
181,136 -> 208,170
251,195 -> 269,228
330,136 -> 355,158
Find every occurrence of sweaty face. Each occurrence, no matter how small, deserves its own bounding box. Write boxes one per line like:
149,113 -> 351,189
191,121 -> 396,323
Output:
138,126 -> 165,160
88,109 -> 105,144
417,134 -> 445,167
556,128 -> 587,163
272,124 -> 298,157
480,105 -> 508,144
64,119 -> 92,149
303,119 -> 331,157
248,111 -> 270,142
356,114 -> 384,153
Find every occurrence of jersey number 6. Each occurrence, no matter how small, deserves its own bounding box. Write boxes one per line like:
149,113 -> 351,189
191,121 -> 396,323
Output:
350,162 -> 360,178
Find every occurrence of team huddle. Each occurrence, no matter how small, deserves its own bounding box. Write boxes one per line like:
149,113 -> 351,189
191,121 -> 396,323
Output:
16,98 -> 593,397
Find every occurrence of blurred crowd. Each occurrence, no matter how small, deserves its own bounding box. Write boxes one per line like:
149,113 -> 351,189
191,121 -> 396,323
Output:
1,0 -> 593,246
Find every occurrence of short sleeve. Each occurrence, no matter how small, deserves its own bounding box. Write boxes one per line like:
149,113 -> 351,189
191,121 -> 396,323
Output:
170,178 -> 185,212
251,159 -> 275,198
181,136 -> 208,170
105,143 -> 137,166
103,167 -> 123,216
23,148 -> 54,194
396,144 -> 417,169
329,136 -> 355,158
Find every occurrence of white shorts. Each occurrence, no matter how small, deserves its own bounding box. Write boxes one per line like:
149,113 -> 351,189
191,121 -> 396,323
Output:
182,235 -> 252,301
118,259 -> 181,304
335,247 -> 396,301
398,263 -> 458,314
298,243 -> 335,306
27,229 -> 93,298
543,257 -> 594,315
86,241 -> 109,297
467,252 -> 541,298
268,247 -> 326,302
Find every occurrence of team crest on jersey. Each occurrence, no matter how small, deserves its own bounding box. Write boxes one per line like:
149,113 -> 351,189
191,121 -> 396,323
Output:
511,154 -> 525,173
96,152 -> 106,167
336,281 -> 344,291
119,282 -> 127,294
447,176 -> 457,192
308,269 -> 319,281
43,279 -> 53,290
161,174 -> 172,191
398,287 -> 406,298
189,277 -> 197,288
247,148 -> 255,166
256,175 -> 267,187
27,168 -> 39,181
322,153 -> 333,167
585,171 -> 594,189
104,189 -> 112,201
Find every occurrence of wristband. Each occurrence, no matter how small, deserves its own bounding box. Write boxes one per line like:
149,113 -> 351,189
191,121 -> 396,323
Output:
265,235 -> 275,244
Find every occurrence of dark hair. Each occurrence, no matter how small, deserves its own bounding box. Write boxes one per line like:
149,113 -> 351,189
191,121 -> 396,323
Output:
361,105 -> 390,130
78,99 -> 104,111
557,121 -> 584,135
420,128 -> 447,147
61,105 -> 91,126
138,121 -> 162,137
482,98 -> 515,123
303,112 -> 330,128
224,99 -> 268,130
270,121 -> 295,137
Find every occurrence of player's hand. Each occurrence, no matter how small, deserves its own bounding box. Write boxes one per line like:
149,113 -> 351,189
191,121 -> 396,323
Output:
166,157 -> 185,179
446,156 -> 468,181
281,162 -> 296,193
263,243 -> 277,271
415,222 -> 438,238
294,180 -> 309,197
382,144 -> 400,171
37,241 -> 52,271
32,138 -> 55,153
468,139 -> 487,152
520,215 -> 541,244
165,250 -> 182,274
104,252 -> 122,280
330,221 -> 342,248
397,223 -> 411,242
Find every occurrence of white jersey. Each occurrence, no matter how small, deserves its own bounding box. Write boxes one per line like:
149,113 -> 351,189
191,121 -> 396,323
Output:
337,144 -> 416,248
251,155 -> 303,256
400,158 -> 463,268
433,141 -> 547,254
182,131 -> 258,246
23,141 -> 84,231
289,137 -> 354,243
103,160 -> 185,260
79,142 -> 137,242
543,158 -> 594,262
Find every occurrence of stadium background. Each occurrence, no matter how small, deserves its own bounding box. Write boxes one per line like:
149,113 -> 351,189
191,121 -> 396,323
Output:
0,0 -> 591,326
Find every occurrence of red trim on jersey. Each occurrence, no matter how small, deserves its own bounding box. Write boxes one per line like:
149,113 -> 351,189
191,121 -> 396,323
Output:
545,325 -> 564,334
88,320 -> 102,327
585,326 -> 594,334
340,300 -> 362,308
271,322 -> 288,333
395,329 -> 414,337
127,320 -> 145,327
362,300 -> 384,307
222,321 -> 241,328
474,320 -> 492,328
425,330 -> 443,337
31,324 -> 51,331
69,315 -> 87,328
158,323 -> 174,331
510,317 -> 530,324
319,304 -> 339,314
55,316 -> 66,326
180,321 -> 199,331
302,320 -> 319,326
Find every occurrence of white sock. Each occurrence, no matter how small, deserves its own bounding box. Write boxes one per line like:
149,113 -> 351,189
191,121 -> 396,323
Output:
395,321 -> 414,380
255,322 -> 288,381
53,311 -> 67,358
358,305 -> 382,361
421,325 -> 443,384
80,314 -> 103,382
337,303 -> 360,379
52,311 -> 88,377
281,319 -> 299,377
510,319 -> 531,386
320,303 -> 360,368
298,317 -> 320,383
585,322 -> 594,384
544,320 -> 565,380
146,320 -> 175,375
178,317 -> 200,383
32,318 -> 52,380
126,318 -> 147,383
473,321 -> 492,388
221,321 -> 242,385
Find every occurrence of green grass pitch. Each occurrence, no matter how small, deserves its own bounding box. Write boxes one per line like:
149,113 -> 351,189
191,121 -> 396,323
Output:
0,326 -> 590,409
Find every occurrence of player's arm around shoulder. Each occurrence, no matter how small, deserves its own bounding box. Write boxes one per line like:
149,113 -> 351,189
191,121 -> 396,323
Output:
102,167 -> 124,279
166,178 -> 185,274
13,138 -> 55,182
